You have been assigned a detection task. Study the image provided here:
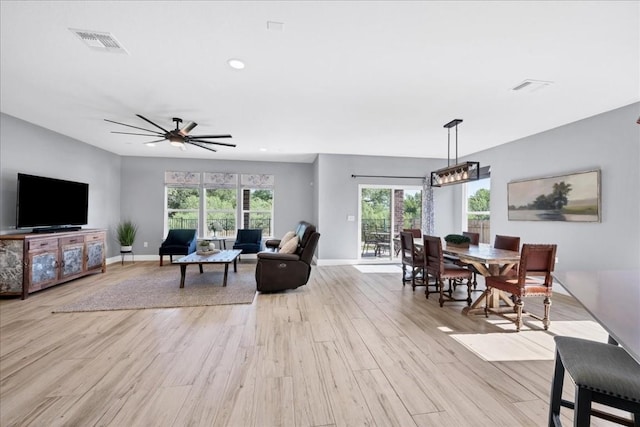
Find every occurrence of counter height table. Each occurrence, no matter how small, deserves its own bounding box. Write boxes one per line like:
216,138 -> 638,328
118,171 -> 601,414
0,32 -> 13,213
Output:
554,269 -> 640,364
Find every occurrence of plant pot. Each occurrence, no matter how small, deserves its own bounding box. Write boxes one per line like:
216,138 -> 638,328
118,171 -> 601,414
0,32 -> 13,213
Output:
120,245 -> 133,252
446,241 -> 469,249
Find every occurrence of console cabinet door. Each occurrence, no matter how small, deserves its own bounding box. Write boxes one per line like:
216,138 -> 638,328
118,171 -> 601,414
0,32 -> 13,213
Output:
27,250 -> 58,291
60,243 -> 84,279
0,239 -> 24,294
86,241 -> 104,271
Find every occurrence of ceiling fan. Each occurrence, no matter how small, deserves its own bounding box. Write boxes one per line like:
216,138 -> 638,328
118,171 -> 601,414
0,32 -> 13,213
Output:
104,114 -> 235,152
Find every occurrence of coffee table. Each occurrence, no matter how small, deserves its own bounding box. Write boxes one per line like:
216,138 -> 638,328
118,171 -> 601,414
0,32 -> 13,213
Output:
173,249 -> 242,288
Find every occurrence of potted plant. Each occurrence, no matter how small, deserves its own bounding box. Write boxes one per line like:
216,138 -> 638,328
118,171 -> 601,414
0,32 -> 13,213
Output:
444,234 -> 471,248
116,220 -> 137,252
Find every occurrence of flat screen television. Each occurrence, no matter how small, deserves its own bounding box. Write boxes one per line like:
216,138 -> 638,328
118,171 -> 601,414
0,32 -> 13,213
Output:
16,173 -> 89,231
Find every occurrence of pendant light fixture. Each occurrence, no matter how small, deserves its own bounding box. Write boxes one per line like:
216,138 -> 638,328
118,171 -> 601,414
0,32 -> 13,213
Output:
430,119 -> 480,187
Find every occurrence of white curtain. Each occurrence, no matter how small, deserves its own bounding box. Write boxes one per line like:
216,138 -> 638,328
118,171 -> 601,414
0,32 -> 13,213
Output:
421,178 -> 435,235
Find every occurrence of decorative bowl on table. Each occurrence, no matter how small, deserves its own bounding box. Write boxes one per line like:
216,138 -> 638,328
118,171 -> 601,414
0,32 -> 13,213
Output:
197,248 -> 220,255
196,240 -> 220,255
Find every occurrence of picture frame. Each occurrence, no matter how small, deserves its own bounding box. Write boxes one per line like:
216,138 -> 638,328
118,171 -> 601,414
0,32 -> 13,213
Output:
508,169 -> 601,222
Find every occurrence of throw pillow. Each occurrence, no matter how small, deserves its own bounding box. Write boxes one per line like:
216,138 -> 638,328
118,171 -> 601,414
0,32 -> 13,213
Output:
278,231 -> 297,249
279,235 -> 299,254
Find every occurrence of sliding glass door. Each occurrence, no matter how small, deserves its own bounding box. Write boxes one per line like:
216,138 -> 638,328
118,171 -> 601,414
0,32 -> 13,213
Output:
359,185 -> 422,261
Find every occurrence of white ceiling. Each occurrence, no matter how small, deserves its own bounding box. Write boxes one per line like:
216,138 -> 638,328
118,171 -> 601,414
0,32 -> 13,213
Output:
1,1 -> 638,163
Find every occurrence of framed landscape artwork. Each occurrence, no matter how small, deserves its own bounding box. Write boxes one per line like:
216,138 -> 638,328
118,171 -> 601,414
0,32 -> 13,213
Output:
508,169 -> 601,222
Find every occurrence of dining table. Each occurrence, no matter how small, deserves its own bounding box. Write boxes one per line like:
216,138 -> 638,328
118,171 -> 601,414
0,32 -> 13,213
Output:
553,269 -> 640,364
415,239 -> 521,315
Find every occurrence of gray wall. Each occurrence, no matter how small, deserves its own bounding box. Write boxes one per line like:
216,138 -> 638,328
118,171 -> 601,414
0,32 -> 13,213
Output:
0,113 -> 121,255
315,153 -> 456,262
119,156 -> 314,255
458,102 -> 640,271
3,103 -> 639,271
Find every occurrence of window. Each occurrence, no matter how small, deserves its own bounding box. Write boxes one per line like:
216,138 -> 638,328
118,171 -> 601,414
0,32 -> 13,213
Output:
241,188 -> 273,237
164,171 -> 275,238
205,188 -> 236,238
466,177 -> 490,243
166,187 -> 200,231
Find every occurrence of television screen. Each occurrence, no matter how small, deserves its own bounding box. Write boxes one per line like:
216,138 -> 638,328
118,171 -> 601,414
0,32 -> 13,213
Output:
16,173 -> 89,229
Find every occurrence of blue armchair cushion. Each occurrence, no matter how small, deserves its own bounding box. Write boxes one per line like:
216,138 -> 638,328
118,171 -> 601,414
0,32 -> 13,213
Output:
233,229 -> 263,254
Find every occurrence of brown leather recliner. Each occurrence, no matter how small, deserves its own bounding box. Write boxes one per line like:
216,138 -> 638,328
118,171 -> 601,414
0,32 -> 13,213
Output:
255,221 -> 320,292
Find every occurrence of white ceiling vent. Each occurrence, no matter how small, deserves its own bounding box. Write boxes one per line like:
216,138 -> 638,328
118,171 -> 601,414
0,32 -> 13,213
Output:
511,79 -> 553,92
69,28 -> 128,54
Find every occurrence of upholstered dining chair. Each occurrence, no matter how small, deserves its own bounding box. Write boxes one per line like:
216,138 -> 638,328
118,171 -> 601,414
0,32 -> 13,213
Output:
484,243 -> 557,331
493,234 -> 521,276
400,231 -> 425,290
402,228 -> 422,238
494,234 -> 520,251
423,235 -> 472,307
449,231 -> 481,289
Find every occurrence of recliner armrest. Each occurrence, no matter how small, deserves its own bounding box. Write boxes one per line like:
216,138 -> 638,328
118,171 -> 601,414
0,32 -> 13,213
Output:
265,239 -> 280,249
257,252 -> 300,262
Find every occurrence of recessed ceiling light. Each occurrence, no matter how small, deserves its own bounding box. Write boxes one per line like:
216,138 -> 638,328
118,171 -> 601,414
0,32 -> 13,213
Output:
259,148 -> 268,152
267,21 -> 284,32
228,59 -> 245,70
145,142 -> 157,147
511,79 -> 553,92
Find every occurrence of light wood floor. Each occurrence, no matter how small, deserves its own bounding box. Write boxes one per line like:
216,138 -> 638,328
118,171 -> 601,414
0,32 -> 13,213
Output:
0,261 -> 621,426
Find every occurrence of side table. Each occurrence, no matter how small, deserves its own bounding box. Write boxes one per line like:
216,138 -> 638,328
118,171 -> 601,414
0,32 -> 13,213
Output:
208,237 -> 227,250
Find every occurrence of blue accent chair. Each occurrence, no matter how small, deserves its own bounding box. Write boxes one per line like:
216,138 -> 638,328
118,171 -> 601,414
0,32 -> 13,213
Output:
159,229 -> 197,266
233,229 -> 263,256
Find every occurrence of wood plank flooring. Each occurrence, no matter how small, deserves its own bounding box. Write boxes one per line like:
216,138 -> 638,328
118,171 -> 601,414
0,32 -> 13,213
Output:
0,261 -> 623,426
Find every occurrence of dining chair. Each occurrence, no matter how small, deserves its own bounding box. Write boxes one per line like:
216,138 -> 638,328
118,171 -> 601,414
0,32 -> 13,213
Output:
449,231 -> 481,290
361,224 -> 378,257
493,234 -> 521,276
402,228 -> 422,238
423,235 -> 472,307
400,231 -> 424,290
494,234 -> 520,251
484,243 -> 557,331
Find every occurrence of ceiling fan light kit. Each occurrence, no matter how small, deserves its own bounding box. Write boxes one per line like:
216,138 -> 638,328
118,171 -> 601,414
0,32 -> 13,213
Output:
105,115 -> 235,153
430,119 -> 480,187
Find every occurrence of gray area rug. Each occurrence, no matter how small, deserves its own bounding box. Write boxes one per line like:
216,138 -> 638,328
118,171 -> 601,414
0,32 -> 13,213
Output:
53,264 -> 256,312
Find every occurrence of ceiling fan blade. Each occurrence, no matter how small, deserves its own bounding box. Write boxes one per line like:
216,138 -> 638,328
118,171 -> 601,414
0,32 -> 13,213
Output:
111,131 -> 165,137
180,121 -> 198,135
189,134 -> 232,139
136,114 -> 170,134
186,141 -> 217,152
189,138 -> 237,147
104,119 -> 162,135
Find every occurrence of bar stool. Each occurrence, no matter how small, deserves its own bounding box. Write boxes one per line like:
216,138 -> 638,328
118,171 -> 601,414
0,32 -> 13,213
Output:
549,336 -> 640,426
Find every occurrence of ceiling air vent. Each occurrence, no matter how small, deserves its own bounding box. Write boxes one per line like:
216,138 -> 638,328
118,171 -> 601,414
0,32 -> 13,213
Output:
511,79 -> 553,92
69,28 -> 128,54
